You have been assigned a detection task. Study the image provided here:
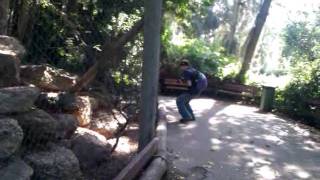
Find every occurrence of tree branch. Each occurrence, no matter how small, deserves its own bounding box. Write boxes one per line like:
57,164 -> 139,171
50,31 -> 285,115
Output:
69,18 -> 144,93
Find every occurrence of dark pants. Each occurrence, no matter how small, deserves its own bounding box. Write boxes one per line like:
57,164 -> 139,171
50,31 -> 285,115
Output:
176,93 -> 195,120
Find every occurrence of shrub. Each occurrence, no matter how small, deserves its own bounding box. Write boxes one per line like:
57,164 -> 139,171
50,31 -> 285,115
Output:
164,39 -> 238,78
275,59 -> 320,120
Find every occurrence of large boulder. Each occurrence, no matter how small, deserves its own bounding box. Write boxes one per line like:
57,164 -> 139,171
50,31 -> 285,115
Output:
0,36 -> 25,87
0,157 -> 33,180
24,145 -> 82,180
91,110 -> 127,139
12,109 -> 58,148
35,93 -> 94,127
0,36 -> 26,59
0,118 -> 23,160
0,86 -> 40,114
20,64 -> 78,91
70,128 -> 112,174
52,114 -> 78,139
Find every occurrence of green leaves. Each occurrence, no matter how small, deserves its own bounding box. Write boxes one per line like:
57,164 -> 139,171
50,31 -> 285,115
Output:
282,21 -> 320,63
163,38 -> 237,78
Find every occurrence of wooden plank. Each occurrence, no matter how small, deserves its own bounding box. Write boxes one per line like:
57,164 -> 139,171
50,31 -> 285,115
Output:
139,158 -> 166,180
139,108 -> 168,180
165,86 -> 188,90
164,79 -> 189,86
113,138 -> 159,180
217,90 -> 254,98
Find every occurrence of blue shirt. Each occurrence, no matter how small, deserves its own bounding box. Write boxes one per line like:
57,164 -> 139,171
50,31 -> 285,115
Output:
181,67 -> 207,94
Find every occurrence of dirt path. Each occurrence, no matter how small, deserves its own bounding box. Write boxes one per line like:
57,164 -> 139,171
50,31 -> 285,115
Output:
159,96 -> 320,180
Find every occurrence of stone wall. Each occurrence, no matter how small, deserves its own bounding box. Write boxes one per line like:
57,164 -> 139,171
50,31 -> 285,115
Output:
0,36 -> 118,180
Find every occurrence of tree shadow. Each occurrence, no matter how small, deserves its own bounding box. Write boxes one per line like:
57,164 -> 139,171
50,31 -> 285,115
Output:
160,96 -> 320,180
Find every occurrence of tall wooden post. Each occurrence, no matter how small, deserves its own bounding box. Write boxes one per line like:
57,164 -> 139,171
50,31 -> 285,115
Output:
139,0 -> 163,151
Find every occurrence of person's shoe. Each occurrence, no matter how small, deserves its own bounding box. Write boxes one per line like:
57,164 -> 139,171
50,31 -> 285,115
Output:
179,118 -> 195,123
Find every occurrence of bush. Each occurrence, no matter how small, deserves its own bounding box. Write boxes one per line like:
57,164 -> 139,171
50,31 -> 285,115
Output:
164,39 -> 238,78
275,59 -> 320,120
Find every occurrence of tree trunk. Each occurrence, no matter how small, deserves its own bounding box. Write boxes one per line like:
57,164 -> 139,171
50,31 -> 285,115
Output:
69,18 -> 144,93
66,0 -> 78,15
224,0 -> 241,55
236,0 -> 272,83
16,0 -> 31,41
0,0 -> 10,34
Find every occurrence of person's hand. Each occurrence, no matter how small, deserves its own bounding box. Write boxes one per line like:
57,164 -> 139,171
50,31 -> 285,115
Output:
181,80 -> 188,84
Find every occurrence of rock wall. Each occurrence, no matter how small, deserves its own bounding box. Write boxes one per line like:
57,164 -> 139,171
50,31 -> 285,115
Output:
0,86 -> 83,180
0,36 -> 84,180
0,36 -> 119,180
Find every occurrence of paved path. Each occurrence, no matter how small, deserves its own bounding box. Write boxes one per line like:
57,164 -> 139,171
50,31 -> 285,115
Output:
159,96 -> 320,180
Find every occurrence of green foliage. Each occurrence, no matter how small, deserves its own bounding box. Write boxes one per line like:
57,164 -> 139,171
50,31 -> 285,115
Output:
275,59 -> 320,116
164,39 -> 238,78
276,16 -> 320,121
282,21 -> 320,64
164,0 -> 216,39
23,0 -> 144,73
25,4 -> 84,72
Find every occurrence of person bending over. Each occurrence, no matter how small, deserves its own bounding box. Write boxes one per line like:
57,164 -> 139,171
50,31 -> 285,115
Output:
176,59 -> 208,123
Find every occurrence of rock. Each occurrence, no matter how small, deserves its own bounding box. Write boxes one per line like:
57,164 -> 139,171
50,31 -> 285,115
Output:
24,145 -> 82,180
52,114 -> 78,139
35,92 -> 61,112
20,64 -> 78,91
35,92 -> 93,127
0,118 -> 23,160
59,92 -> 78,112
91,110 -> 127,139
0,157 -> 33,180
72,96 -> 92,127
0,54 -> 20,87
70,128 -> 112,172
12,109 -> 58,148
0,36 -> 25,87
0,86 -> 40,114
35,93 -> 94,127
89,96 -> 100,111
0,36 -> 26,59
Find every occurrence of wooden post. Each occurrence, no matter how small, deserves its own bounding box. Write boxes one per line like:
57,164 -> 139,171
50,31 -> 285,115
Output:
139,107 -> 168,180
139,0 -> 163,151
113,138 -> 159,180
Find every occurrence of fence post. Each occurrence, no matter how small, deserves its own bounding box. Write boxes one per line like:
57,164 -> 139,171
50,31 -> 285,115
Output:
138,0 -> 163,151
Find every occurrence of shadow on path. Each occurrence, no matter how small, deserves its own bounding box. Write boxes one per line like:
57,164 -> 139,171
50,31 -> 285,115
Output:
159,96 -> 320,180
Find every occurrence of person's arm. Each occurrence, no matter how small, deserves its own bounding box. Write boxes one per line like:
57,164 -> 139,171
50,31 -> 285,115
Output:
180,70 -> 192,87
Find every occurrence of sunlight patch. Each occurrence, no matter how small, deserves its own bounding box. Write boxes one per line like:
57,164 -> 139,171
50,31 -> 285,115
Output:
254,147 -> 273,155
216,105 -> 257,117
211,138 -> 222,145
284,164 -> 311,179
109,136 -> 137,154
208,117 -> 221,125
247,156 -> 272,167
210,145 -> 221,151
190,99 -> 215,112
180,123 -> 197,130
302,140 -> 320,151
262,135 -> 284,144
254,165 -> 279,180
226,118 -> 241,125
